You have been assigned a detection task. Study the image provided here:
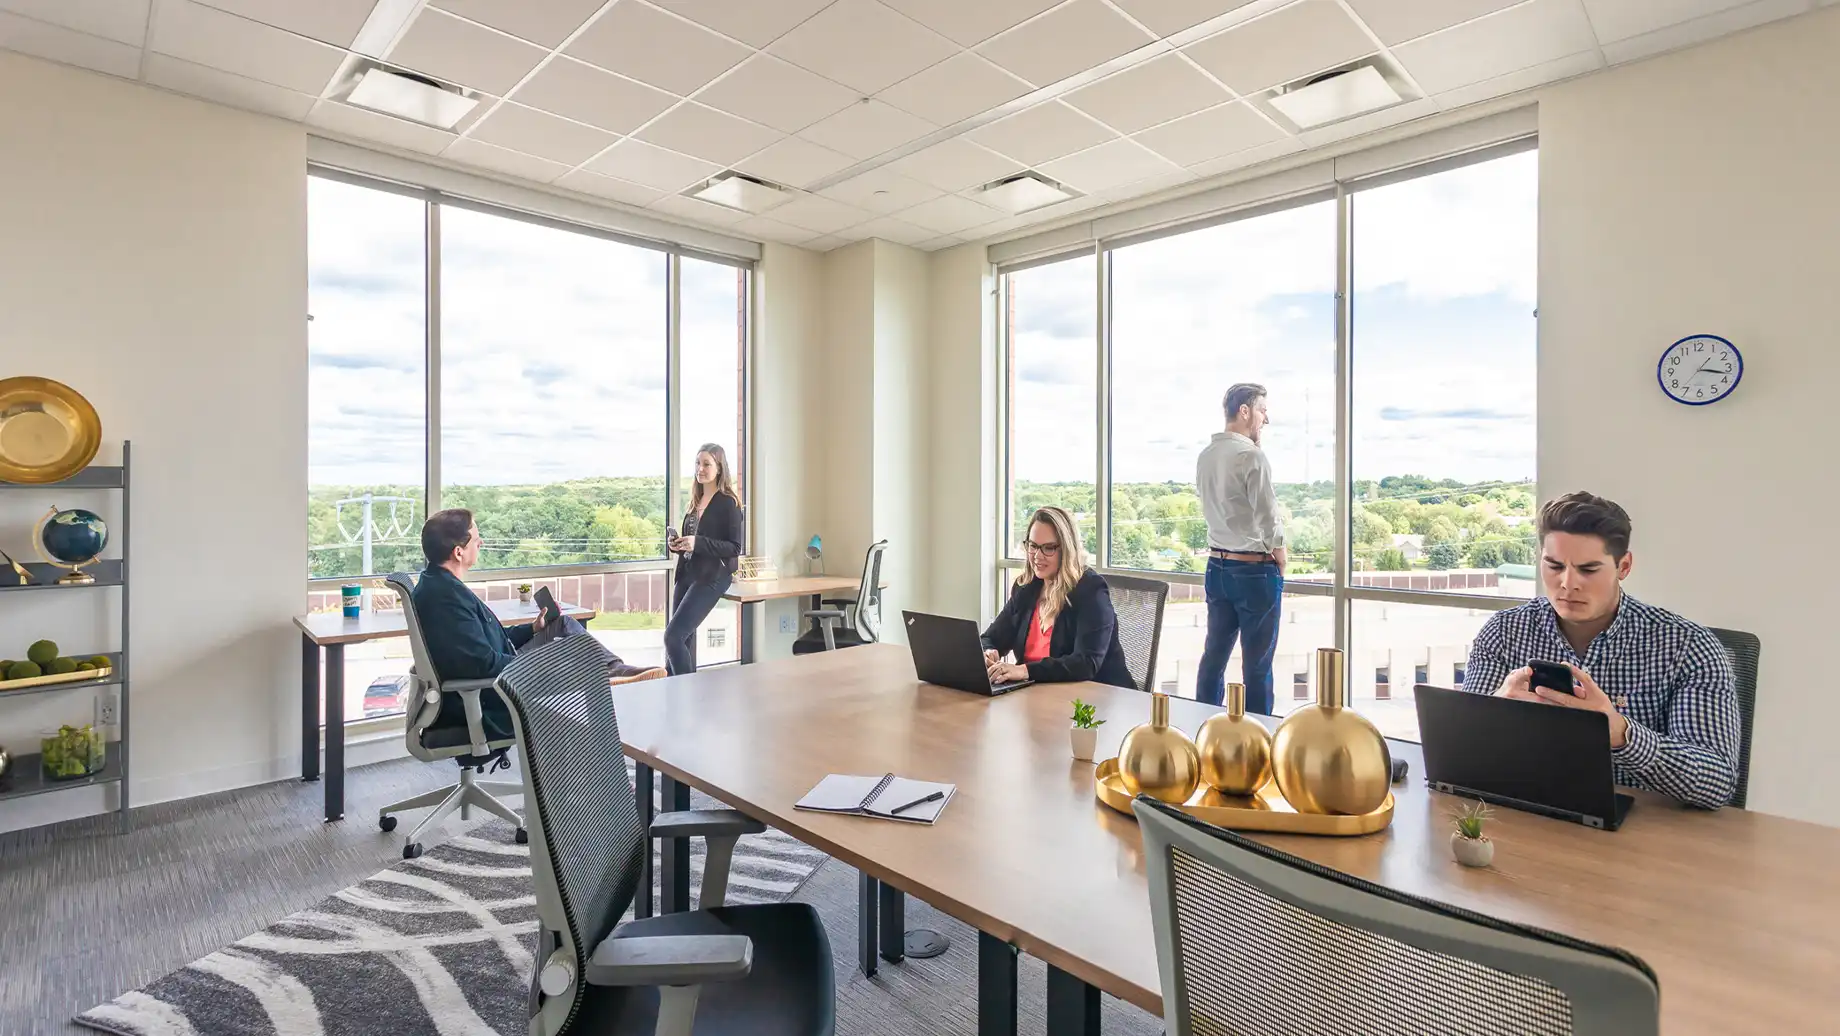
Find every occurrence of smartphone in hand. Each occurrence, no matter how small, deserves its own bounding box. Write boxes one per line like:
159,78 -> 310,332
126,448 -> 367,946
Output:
534,585 -> 560,627
1530,660 -> 1576,697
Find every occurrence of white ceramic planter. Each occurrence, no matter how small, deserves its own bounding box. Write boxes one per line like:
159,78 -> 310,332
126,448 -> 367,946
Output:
1451,833 -> 1495,868
518,591 -> 533,605
1070,726 -> 1099,762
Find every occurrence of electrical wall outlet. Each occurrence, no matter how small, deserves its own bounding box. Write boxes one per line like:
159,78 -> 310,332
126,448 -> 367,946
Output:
778,613 -> 794,634
97,688 -> 120,726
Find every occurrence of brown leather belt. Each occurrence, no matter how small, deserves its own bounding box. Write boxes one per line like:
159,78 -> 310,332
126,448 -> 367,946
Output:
1209,549 -> 1274,562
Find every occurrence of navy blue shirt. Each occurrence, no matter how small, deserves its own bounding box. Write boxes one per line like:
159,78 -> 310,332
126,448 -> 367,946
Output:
411,566 -> 534,682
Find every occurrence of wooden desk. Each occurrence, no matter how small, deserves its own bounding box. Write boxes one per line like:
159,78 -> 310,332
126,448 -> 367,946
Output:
614,643 -> 1840,1036
721,575 -> 865,663
294,598 -> 592,823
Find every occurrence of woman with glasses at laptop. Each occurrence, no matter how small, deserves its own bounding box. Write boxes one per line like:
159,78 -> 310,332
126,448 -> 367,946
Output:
982,506 -> 1135,689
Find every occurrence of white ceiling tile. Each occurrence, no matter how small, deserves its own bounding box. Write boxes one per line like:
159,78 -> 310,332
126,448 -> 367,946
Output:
768,0 -> 957,95
1131,100 -> 1285,166
804,234 -> 849,251
1108,0 -> 1261,38
443,136 -> 573,183
387,8 -> 547,95
885,138 -> 1024,192
877,0 -> 1061,47
152,0 -> 346,94
896,193 -> 1006,234
1342,0 -> 1526,46
1062,53 -> 1231,134
916,234 -> 965,251
819,168 -> 943,213
856,215 -> 935,245
1186,134 -> 1304,178
568,1 -> 750,96
1394,0 -> 1597,95
588,138 -> 723,192
191,0 -> 376,47
512,56 -> 677,135
829,223 -> 875,243
1096,166 -> 1194,200
977,0 -> 1156,87
696,55 -> 859,134
1181,0 -> 1375,95
768,194 -> 879,233
556,168 -> 667,207
637,102 -> 782,166
430,0 -> 606,48
734,214 -> 821,243
1295,95 -> 1439,148
143,53 -> 318,119
1431,48 -> 1601,109
0,0 -> 149,46
1598,0 -> 1804,64
308,98 -> 458,154
965,100 -> 1115,165
876,52 -> 1031,126
798,99 -> 937,160
648,0 -> 834,47
0,10 -> 142,78
1037,137 -> 1181,193
735,137 -> 857,188
1582,0 -> 1753,44
649,192 -> 752,226
467,102 -> 618,165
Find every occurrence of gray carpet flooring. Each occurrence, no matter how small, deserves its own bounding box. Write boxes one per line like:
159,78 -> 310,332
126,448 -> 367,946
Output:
0,756 -> 1162,1035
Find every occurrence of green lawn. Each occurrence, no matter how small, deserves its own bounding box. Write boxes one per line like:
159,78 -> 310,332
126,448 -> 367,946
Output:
588,611 -> 665,631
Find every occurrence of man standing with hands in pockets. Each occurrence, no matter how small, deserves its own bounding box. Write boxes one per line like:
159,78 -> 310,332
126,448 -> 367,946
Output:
1195,383 -> 1285,713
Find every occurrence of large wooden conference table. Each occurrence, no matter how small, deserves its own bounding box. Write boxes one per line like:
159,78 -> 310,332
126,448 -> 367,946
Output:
613,643 -> 1840,1035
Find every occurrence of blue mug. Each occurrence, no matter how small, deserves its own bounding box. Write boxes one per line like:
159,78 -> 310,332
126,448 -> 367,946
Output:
341,584 -> 362,619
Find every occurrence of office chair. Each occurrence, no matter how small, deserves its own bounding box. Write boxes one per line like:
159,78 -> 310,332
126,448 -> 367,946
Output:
1133,795 -> 1660,1036
498,633 -> 836,1036
377,572 -> 525,860
1709,627 -> 1760,808
792,539 -> 888,654
1104,573 -> 1169,693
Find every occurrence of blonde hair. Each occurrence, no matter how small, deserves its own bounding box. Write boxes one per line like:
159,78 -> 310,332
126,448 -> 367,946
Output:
690,443 -> 740,511
1018,506 -> 1085,632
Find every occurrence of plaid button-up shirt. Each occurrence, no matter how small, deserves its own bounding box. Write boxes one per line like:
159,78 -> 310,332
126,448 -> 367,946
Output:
1464,593 -> 1740,809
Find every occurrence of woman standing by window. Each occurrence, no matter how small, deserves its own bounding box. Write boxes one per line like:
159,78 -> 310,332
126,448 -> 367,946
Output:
664,443 -> 743,675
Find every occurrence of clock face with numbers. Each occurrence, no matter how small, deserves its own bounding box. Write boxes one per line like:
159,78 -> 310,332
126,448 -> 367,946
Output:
1658,334 -> 1742,406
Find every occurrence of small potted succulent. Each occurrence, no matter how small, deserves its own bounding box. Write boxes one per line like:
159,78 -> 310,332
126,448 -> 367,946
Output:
1450,800 -> 1496,868
1070,698 -> 1105,762
516,583 -> 534,605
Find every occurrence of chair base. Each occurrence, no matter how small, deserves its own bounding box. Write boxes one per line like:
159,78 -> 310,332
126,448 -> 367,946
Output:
380,764 -> 524,856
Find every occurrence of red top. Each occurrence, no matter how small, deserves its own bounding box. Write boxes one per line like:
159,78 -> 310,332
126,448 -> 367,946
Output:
1023,602 -> 1055,664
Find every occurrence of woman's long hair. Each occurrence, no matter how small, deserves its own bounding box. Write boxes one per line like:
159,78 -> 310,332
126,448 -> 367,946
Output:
690,443 -> 741,511
1017,506 -> 1085,632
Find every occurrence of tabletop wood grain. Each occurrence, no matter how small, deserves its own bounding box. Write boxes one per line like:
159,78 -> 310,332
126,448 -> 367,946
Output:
614,643 -> 1840,1033
293,599 -> 593,646
720,576 -> 867,603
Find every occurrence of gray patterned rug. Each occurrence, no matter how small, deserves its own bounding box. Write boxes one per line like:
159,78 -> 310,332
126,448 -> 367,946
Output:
74,815 -> 826,1035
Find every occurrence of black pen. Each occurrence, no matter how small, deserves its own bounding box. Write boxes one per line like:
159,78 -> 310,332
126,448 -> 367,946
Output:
888,790 -> 944,815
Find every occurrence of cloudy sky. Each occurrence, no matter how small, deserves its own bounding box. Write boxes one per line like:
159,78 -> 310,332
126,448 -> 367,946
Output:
1011,148 -> 1537,489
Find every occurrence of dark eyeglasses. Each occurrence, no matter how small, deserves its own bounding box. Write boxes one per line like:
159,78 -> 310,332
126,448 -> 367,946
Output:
1022,540 -> 1061,556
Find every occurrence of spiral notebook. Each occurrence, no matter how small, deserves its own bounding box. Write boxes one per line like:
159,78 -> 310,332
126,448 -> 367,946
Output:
795,773 -> 956,825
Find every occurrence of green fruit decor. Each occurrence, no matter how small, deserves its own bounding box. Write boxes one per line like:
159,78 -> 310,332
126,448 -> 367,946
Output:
47,657 -> 79,675
87,655 -> 111,669
27,640 -> 59,666
6,661 -> 42,681
77,662 -> 96,672
41,724 -> 104,780
0,660 -> 14,676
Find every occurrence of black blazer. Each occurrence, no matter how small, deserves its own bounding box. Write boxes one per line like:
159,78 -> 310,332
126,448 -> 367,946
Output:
674,490 -> 744,586
981,570 -> 1135,689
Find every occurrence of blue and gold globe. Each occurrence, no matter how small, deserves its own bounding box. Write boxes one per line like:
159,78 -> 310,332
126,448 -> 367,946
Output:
36,507 -> 107,585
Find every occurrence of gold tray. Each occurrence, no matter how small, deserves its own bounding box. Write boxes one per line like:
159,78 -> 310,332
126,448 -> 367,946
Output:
0,376 -> 102,484
0,666 -> 113,692
1095,757 -> 1393,836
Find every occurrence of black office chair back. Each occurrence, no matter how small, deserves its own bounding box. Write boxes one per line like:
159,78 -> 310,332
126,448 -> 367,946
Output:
856,539 -> 889,642
1134,796 -> 1660,1036
1709,627 -> 1760,808
1104,573 -> 1168,693
498,633 -> 648,1031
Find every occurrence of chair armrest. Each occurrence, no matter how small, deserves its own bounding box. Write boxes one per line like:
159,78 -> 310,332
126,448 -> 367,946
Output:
442,677 -> 501,693
819,597 -> 857,607
652,809 -> 766,839
801,609 -> 849,623
586,934 -> 752,987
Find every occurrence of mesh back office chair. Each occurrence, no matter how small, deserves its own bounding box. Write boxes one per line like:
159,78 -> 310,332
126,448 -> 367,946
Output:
1104,573 -> 1169,693
498,634 -> 836,1036
792,540 -> 889,654
1133,796 -> 1661,1036
377,573 -> 526,859
1709,627 -> 1760,808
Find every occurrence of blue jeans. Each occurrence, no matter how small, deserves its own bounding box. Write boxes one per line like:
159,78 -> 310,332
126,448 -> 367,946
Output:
665,574 -> 731,675
1197,557 -> 1282,713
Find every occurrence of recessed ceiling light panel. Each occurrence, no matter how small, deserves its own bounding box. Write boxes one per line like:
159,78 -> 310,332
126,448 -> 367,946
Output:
1268,64 -> 1402,130
976,172 -> 1078,213
346,66 -> 479,129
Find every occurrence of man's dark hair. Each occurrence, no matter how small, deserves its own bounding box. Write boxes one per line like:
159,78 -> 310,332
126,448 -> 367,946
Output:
421,508 -> 475,566
1537,492 -> 1633,559
1223,382 -> 1266,421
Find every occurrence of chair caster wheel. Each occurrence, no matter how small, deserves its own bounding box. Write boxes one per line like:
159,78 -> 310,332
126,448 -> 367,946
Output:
515,828 -> 529,845
379,815 -> 397,832
403,842 -> 423,860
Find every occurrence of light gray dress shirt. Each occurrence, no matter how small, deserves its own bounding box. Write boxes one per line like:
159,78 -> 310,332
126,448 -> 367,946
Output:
1196,431 -> 1285,553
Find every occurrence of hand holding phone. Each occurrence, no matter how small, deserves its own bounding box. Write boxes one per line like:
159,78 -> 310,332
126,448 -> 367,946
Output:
1529,660 -> 1576,697
534,585 -> 560,627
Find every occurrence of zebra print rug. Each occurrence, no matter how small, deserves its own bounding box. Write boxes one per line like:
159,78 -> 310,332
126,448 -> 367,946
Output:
74,815 -> 826,1035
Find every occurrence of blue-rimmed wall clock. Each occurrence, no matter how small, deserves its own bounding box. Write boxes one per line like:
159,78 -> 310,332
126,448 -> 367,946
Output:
1658,334 -> 1742,405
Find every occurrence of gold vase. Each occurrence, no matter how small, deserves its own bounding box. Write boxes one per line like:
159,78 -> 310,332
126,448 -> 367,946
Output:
1197,683 -> 1273,796
1118,692 -> 1201,804
1271,648 -> 1392,816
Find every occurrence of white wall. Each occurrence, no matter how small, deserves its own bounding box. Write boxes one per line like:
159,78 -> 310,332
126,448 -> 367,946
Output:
926,244 -> 999,622
870,240 -> 931,633
0,53 -> 306,832
1538,5 -> 1840,825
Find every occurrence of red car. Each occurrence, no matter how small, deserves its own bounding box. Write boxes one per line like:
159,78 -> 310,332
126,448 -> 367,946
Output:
362,674 -> 411,717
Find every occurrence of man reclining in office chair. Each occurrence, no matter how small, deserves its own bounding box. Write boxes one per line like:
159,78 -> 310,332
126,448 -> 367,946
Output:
410,508 -> 665,743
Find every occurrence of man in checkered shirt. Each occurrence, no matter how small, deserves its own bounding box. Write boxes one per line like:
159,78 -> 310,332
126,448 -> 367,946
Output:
1464,492 -> 1740,809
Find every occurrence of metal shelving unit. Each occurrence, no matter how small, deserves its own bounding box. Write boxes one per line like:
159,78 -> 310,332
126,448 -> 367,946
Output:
0,442 -> 131,819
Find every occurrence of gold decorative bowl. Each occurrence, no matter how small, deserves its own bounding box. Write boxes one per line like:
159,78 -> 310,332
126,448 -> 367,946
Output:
0,377 -> 101,484
1095,757 -> 1394,836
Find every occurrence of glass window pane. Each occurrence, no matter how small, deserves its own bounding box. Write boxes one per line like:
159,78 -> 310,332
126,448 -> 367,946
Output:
679,258 -> 747,520
1109,201 -> 1337,577
439,206 -> 669,570
1350,599 -> 1498,741
307,177 -> 426,580
1351,151 -> 1538,596
1152,588 -> 1331,722
1005,255 -> 1097,560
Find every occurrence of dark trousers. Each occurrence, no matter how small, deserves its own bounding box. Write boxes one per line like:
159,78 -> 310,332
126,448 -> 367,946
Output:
1196,557 -> 1282,713
665,574 -> 731,675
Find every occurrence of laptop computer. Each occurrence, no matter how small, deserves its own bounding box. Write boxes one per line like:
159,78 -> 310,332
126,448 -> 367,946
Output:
903,611 -> 1033,696
1414,684 -> 1634,831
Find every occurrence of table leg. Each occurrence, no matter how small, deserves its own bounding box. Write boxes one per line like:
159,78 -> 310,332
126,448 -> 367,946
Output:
858,871 -> 880,977
634,761 -> 654,919
878,882 -> 905,963
978,931 -> 1019,1036
659,776 -> 691,912
740,600 -> 757,665
1046,965 -> 1102,1036
324,643 -> 344,822
301,634 -> 321,782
